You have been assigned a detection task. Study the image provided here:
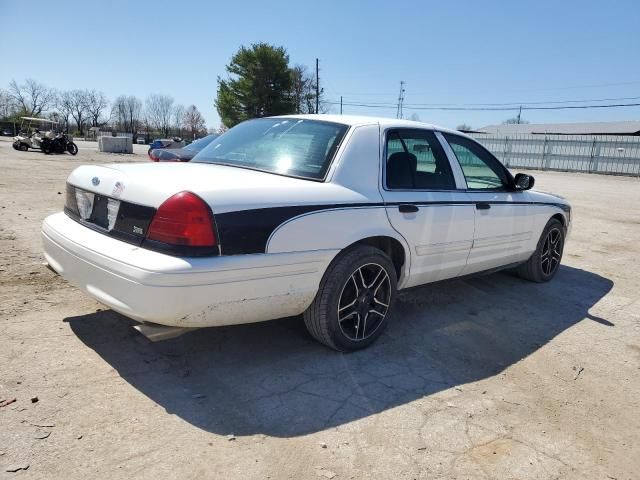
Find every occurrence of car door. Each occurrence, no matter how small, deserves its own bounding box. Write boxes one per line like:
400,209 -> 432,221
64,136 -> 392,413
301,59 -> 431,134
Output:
380,128 -> 475,288
440,132 -> 534,275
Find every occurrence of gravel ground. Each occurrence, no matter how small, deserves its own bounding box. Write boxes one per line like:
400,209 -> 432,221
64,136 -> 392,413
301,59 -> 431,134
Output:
0,137 -> 638,479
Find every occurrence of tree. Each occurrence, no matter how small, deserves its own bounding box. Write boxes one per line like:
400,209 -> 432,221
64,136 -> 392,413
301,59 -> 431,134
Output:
146,94 -> 174,137
172,104 -> 185,137
183,105 -> 206,139
64,89 -> 89,135
456,123 -> 472,131
409,113 -> 421,122
8,79 -> 56,117
289,64 -> 324,114
111,95 -> 143,136
85,90 -> 108,127
215,43 -> 294,127
0,89 -> 17,120
56,91 -> 74,132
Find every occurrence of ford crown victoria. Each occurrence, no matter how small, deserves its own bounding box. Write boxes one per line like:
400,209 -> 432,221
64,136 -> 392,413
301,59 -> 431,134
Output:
42,115 -> 570,351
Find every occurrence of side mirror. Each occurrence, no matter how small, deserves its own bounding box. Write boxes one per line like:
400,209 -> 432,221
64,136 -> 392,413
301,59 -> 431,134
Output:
514,173 -> 534,190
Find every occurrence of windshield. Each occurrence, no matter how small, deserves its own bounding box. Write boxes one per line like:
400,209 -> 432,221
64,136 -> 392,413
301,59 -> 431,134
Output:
184,134 -> 217,152
192,118 -> 349,180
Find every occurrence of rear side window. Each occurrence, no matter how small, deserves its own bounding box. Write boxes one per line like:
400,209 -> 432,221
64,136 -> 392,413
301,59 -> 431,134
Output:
443,133 -> 510,190
385,129 -> 455,190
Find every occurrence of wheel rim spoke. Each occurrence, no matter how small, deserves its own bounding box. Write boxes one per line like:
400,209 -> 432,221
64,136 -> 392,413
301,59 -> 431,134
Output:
337,262 -> 391,342
541,228 -> 562,276
338,297 -> 357,313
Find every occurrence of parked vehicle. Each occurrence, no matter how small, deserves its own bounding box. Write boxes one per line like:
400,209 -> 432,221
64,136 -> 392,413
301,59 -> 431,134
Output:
42,115 -> 571,351
147,137 -> 184,159
149,134 -> 218,162
136,136 -> 146,144
41,132 -> 78,155
2,128 -> 13,136
12,117 -> 58,151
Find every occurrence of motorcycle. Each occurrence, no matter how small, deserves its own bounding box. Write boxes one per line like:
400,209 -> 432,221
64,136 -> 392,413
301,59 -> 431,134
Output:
12,116 -> 58,151
40,132 -> 78,155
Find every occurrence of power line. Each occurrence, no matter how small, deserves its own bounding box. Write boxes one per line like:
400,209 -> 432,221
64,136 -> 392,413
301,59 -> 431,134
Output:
406,95 -> 640,107
325,79 -> 640,98
324,100 -> 640,112
325,95 -> 640,109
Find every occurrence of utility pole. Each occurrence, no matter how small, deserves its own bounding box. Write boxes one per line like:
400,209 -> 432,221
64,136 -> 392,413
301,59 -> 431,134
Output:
315,58 -> 320,114
340,96 -> 343,115
516,105 -> 522,124
396,81 -> 406,119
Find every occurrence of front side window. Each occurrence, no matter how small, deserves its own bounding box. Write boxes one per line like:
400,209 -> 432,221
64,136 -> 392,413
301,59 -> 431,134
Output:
193,118 -> 348,180
443,133 -> 510,190
385,129 -> 455,190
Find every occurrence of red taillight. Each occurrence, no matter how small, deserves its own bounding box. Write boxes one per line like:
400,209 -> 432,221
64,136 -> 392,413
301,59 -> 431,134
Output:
147,192 -> 216,247
149,150 -> 159,161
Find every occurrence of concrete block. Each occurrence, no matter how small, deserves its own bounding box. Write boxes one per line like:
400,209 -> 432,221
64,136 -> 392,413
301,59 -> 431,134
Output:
99,136 -> 133,154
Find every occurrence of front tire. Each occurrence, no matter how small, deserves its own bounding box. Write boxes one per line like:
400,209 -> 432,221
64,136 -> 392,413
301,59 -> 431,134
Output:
304,245 -> 397,352
517,218 -> 565,282
67,142 -> 78,155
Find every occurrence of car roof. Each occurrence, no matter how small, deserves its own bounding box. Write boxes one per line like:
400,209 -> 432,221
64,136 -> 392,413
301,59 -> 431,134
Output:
270,113 -> 467,137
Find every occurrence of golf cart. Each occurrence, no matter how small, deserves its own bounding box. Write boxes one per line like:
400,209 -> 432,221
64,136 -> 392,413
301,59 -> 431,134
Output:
12,116 -> 58,152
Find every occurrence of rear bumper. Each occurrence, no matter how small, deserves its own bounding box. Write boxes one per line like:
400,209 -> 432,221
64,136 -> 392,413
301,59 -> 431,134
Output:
42,212 -> 336,327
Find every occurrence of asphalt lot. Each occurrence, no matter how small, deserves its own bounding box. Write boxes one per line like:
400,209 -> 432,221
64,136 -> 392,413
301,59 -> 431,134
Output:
0,136 -> 638,479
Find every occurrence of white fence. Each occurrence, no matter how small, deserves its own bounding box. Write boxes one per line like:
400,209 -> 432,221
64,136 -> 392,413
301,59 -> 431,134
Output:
470,134 -> 640,177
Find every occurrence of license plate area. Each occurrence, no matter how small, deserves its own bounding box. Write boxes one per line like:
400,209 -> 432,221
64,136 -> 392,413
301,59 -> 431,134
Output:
66,184 -> 156,246
90,195 -> 120,231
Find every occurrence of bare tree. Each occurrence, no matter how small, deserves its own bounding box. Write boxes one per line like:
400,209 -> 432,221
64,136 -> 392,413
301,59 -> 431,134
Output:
146,94 -> 174,137
8,79 -> 56,117
290,65 -> 311,114
85,90 -> 108,127
456,123 -> 472,131
64,89 -> 90,135
172,104 -> 185,137
0,89 -> 17,119
56,91 -> 74,132
183,105 -> 206,139
111,95 -> 143,136
289,65 -> 328,114
409,113 -> 421,122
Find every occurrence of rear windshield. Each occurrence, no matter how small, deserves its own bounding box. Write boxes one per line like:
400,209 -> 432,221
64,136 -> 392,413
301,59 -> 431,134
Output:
192,118 -> 348,180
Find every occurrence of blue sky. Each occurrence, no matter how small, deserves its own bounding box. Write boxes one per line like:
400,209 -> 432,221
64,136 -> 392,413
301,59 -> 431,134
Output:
1,0 -> 639,129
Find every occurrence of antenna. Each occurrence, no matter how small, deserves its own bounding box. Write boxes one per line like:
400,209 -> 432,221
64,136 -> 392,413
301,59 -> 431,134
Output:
396,81 -> 406,119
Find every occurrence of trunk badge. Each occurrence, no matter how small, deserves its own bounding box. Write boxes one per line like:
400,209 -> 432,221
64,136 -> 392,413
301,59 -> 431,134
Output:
91,177 -> 100,186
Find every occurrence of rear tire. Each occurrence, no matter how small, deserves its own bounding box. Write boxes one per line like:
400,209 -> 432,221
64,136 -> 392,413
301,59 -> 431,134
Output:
19,143 -> 28,151
303,245 -> 397,352
516,218 -> 565,282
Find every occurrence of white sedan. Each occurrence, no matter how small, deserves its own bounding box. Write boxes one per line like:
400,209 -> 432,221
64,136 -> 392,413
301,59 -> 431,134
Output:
42,115 -> 570,351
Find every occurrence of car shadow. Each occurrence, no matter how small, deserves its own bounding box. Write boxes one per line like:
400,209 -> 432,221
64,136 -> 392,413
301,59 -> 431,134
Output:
66,265 -> 613,438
